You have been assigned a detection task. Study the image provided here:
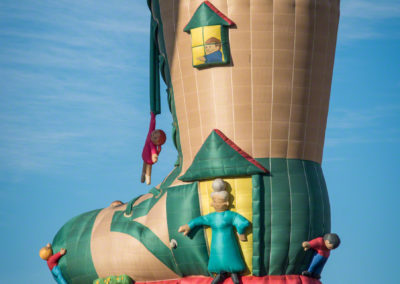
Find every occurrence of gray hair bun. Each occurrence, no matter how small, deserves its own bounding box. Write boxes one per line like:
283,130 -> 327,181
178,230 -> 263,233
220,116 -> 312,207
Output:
212,178 -> 226,192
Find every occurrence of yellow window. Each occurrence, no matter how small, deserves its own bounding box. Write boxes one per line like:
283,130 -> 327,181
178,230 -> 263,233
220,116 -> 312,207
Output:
190,25 -> 225,67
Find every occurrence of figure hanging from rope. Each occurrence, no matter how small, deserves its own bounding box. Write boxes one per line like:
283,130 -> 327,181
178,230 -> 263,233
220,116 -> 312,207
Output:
141,112 -> 166,185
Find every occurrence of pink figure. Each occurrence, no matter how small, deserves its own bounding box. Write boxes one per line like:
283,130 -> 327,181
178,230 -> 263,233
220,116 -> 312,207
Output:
141,112 -> 166,185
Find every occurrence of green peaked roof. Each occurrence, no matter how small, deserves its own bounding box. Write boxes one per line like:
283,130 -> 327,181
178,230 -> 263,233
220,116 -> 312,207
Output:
183,1 -> 235,32
179,129 -> 269,182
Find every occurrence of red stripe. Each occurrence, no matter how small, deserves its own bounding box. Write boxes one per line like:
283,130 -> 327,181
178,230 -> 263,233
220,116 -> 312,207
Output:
204,1 -> 235,26
214,129 -> 269,174
136,275 -> 321,284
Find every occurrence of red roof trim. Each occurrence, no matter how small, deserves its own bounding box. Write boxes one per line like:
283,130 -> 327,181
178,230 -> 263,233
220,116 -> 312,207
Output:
214,129 -> 269,174
204,1 -> 235,26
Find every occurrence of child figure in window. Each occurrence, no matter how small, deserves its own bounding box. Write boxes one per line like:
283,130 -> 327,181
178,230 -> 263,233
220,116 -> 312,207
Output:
198,37 -> 223,63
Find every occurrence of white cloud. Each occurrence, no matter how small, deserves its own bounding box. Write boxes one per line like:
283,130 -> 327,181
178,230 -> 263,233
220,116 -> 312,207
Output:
341,0 -> 400,20
328,105 -> 400,129
339,0 -> 400,41
325,105 -> 400,146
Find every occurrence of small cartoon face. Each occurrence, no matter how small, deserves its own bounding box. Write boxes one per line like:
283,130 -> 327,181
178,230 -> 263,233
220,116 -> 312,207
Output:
151,130 -> 165,146
211,195 -> 229,212
205,43 -> 220,55
324,239 -> 334,250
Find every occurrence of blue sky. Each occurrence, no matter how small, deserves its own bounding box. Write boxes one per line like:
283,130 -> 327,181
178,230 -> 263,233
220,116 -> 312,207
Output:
0,0 -> 399,283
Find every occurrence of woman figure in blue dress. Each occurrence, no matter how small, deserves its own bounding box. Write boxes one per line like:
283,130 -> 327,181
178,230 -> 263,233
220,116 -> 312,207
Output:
179,179 -> 250,284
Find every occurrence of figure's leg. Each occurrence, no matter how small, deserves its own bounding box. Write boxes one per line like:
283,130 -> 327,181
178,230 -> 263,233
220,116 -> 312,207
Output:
57,274 -> 68,284
141,161 -> 146,183
211,272 -> 227,284
211,274 -> 223,284
52,266 -> 68,284
307,252 -> 327,278
145,163 -> 152,185
231,273 -> 240,284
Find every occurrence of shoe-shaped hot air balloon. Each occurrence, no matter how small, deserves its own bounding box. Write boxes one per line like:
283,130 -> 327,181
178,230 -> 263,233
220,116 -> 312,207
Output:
46,1 -> 341,283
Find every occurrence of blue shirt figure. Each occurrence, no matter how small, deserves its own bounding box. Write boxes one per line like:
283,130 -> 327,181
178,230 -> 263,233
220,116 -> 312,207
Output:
188,210 -> 250,273
204,50 -> 222,63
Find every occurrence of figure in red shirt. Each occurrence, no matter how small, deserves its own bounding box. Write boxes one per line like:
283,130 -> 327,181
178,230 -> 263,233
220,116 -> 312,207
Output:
39,243 -> 67,284
141,112 -> 166,185
302,233 -> 341,279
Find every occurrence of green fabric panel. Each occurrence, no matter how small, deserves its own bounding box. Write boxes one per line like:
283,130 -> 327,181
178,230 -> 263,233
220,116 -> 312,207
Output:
179,130 -> 266,181
304,162 -> 325,238
285,160 -> 311,275
183,2 -> 232,32
316,165 -> 331,234
149,17 -> 161,115
52,209 -> 101,284
166,182 -> 210,276
251,174 -> 262,276
111,213 -> 181,275
260,168 -> 272,276
253,158 -> 330,276
93,274 -> 133,284
221,27 -> 230,65
268,159 -> 291,275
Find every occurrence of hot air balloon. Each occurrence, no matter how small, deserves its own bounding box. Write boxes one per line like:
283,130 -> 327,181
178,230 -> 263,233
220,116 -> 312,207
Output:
46,0 -> 340,283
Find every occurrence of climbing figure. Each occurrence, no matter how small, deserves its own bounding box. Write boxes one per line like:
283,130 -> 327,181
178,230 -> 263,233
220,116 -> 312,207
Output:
141,112 -> 166,185
39,243 -> 68,284
302,233 -> 341,279
178,178 -> 250,284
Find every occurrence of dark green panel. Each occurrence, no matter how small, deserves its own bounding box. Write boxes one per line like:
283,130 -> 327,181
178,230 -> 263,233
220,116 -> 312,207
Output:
261,165 -> 272,276
149,17 -> 160,115
286,160 -> 311,274
304,162 -> 325,238
316,165 -> 331,234
166,182 -> 210,276
53,209 -> 101,284
251,174 -> 262,276
268,159 -> 291,275
221,27 -> 230,65
255,158 -> 331,276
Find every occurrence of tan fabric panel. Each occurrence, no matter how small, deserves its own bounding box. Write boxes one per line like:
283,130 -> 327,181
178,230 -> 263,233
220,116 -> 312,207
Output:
134,194 -> 170,247
159,0 -> 339,183
91,205 -> 179,281
133,193 -> 154,207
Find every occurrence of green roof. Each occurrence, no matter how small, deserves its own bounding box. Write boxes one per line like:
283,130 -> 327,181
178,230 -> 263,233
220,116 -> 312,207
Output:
179,129 -> 268,182
183,1 -> 234,32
